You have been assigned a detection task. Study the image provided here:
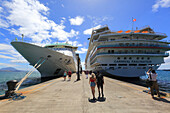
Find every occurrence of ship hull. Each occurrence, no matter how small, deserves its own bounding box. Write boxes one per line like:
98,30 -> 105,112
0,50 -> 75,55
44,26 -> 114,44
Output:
11,42 -> 77,78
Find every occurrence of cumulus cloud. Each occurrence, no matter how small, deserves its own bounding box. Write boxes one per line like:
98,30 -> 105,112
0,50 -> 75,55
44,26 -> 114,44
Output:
66,40 -> 83,47
87,15 -> 113,26
152,0 -> 170,12
0,63 -> 19,67
83,25 -> 102,35
69,16 -> 84,26
2,0 -> 79,43
76,48 -> 88,54
0,43 -> 27,63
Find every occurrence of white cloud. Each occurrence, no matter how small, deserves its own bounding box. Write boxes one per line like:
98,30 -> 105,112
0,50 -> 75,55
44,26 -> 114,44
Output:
81,61 -> 85,70
76,48 -> 88,54
152,0 -> 170,12
83,25 -> 102,35
0,7 -> 3,12
0,63 -> 18,67
77,44 -> 83,47
1,0 -> 79,43
61,4 -> 64,8
0,43 -> 28,63
66,40 -> 83,47
69,16 -> 84,26
87,15 -> 113,26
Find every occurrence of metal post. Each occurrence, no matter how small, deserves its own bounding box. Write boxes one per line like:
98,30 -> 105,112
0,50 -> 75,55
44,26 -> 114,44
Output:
76,54 -> 80,81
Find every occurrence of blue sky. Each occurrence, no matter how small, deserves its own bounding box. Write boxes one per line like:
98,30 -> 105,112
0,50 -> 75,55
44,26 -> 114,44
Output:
0,0 -> 170,70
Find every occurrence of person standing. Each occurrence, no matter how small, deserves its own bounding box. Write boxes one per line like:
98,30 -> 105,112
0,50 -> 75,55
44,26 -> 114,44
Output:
63,71 -> 67,81
146,69 -> 160,99
96,71 -> 104,98
68,71 -> 72,81
89,73 -> 97,100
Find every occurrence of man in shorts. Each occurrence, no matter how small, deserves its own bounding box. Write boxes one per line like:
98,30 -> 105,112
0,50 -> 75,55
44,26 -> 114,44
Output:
68,71 -> 72,81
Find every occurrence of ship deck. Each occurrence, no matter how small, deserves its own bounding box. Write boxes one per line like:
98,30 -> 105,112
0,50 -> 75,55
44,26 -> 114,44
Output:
0,73 -> 170,113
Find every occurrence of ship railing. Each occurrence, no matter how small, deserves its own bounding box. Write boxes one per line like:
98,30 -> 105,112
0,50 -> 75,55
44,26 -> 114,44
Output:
97,44 -> 170,48
12,39 -> 44,47
96,52 -> 169,55
108,30 -> 167,36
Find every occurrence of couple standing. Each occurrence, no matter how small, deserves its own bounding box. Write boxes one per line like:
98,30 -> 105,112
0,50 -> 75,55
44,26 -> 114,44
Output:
89,71 -> 104,100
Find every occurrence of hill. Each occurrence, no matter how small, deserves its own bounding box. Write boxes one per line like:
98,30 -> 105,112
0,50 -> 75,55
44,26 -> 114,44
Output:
0,67 -> 23,72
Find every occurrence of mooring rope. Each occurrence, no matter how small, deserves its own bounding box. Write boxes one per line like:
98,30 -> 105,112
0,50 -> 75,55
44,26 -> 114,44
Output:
15,58 -> 47,91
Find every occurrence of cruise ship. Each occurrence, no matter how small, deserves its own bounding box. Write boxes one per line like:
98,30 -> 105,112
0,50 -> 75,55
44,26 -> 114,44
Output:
11,41 -> 78,79
85,25 -> 170,77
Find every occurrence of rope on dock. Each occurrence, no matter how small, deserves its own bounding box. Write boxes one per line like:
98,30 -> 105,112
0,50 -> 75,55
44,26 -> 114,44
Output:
15,57 -> 47,91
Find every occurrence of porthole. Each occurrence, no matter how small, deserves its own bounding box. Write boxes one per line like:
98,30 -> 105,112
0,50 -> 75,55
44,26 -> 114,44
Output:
137,57 -> 139,60
117,57 -> 120,60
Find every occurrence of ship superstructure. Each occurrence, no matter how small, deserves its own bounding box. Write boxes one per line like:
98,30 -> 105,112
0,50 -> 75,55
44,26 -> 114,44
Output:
11,41 -> 78,78
85,25 -> 170,77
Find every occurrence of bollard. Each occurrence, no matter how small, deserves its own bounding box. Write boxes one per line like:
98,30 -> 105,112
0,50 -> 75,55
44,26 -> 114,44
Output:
5,80 -> 18,97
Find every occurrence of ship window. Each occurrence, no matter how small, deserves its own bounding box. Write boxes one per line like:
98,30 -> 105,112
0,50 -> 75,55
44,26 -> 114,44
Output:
129,64 -> 137,66
147,57 -> 150,60
108,50 -> 111,53
112,50 -> 114,53
119,43 -> 123,46
129,57 -> 132,60
143,67 -> 146,69
124,57 -> 126,59
118,64 -> 127,66
101,64 -> 107,66
109,64 -> 117,66
141,57 -> 144,60
139,64 -> 146,66
118,67 -> 121,69
148,64 -> 153,66
117,57 -> 120,59
125,43 -> 129,46
137,57 -> 139,60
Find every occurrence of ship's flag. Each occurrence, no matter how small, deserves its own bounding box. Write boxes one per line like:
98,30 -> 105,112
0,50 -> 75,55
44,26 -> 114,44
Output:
133,18 -> 136,22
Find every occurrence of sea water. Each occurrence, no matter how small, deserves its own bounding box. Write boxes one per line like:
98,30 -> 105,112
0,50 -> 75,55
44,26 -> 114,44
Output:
140,70 -> 170,93
0,71 -> 41,95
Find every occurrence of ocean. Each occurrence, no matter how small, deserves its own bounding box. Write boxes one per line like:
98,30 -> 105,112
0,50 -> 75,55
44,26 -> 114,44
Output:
0,71 -> 41,95
0,71 -> 170,95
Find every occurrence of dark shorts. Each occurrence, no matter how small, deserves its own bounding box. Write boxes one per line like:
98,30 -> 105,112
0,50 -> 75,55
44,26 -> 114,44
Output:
69,75 -> 71,77
90,82 -> 95,87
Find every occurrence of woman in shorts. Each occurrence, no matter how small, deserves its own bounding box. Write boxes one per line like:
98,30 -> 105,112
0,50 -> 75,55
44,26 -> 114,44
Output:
89,73 -> 97,100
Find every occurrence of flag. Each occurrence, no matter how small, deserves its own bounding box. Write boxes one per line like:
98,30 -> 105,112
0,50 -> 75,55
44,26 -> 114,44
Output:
133,18 -> 136,22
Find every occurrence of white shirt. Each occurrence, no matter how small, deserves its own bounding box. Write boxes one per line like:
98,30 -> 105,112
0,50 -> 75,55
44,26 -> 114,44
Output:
148,73 -> 157,81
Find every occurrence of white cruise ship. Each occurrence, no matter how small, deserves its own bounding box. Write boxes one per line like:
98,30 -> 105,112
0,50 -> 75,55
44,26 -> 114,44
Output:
85,25 -> 170,77
11,41 -> 78,79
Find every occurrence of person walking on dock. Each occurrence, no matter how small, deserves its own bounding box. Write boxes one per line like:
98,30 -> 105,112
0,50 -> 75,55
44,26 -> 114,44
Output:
63,71 -> 67,81
89,73 -> 97,100
85,70 -> 89,79
146,69 -> 160,99
68,71 -> 72,81
96,71 -> 104,98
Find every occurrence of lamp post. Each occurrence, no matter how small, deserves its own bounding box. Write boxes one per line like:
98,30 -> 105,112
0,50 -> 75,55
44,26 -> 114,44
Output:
76,54 -> 80,81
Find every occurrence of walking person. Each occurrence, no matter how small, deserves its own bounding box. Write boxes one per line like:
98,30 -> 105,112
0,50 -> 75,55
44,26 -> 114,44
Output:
68,71 -> 72,81
96,71 -> 104,98
85,70 -> 89,79
146,68 -> 160,99
89,73 -> 97,100
63,71 -> 67,81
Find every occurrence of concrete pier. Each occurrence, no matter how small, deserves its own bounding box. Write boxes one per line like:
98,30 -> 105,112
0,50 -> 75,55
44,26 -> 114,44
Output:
0,73 -> 170,113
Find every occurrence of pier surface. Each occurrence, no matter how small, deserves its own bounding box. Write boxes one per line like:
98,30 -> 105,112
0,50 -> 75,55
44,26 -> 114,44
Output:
0,73 -> 170,113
